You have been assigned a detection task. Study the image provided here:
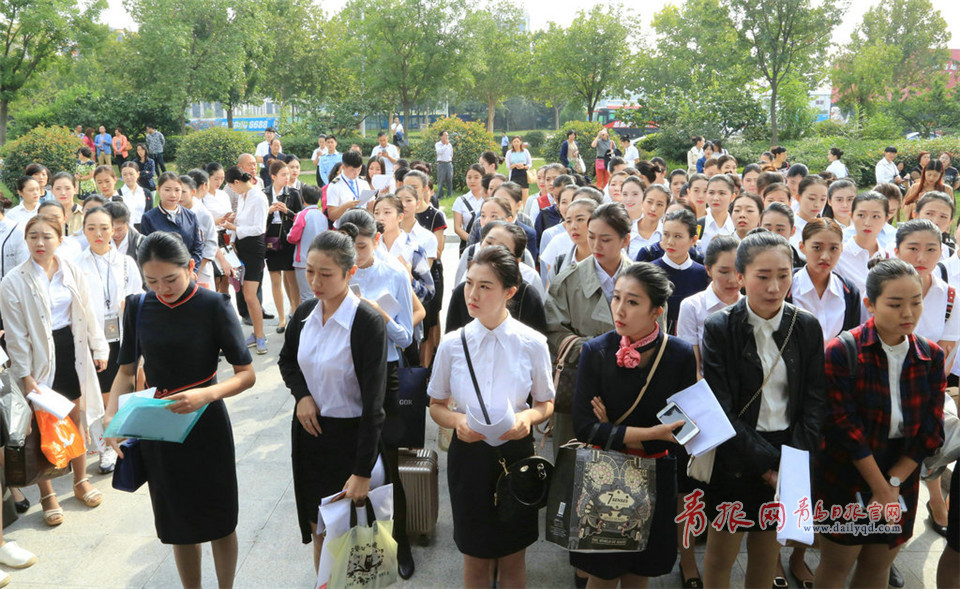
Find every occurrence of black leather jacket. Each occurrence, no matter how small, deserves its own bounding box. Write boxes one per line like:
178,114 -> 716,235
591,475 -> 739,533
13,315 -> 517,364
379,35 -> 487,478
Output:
701,299 -> 827,480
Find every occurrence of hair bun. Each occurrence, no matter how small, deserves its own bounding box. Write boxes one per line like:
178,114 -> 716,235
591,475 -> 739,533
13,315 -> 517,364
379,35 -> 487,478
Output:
339,222 -> 359,241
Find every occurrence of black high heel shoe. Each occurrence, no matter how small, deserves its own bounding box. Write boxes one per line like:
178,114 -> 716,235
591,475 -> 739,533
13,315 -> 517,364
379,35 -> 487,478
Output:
14,497 -> 29,514
397,539 -> 415,580
927,501 -> 949,538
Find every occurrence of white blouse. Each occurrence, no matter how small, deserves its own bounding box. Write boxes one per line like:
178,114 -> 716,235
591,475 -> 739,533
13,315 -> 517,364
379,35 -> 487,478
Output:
33,260 -> 73,330
915,274 -> 960,344
791,268 -> 846,344
203,189 -> 233,220
882,338 -> 910,439
75,246 -> 143,338
745,303 -> 790,432
428,316 -> 555,420
835,237 -> 891,297
698,210 -> 735,257
677,285 -> 741,352
628,219 -> 663,260
119,184 -> 147,224
350,259 -> 414,363
408,222 -> 438,259
297,291 -> 363,417
232,188 -> 268,240
6,203 -> 38,229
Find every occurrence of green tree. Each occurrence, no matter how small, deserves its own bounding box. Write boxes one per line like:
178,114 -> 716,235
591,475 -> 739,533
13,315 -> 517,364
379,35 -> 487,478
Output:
463,4 -> 529,132
343,0 -> 467,131
536,5 -> 633,121
0,125 -> 82,194
0,0 -> 104,144
885,76 -> 960,135
726,0 -> 842,144
833,43 -> 900,118
529,31 -> 575,130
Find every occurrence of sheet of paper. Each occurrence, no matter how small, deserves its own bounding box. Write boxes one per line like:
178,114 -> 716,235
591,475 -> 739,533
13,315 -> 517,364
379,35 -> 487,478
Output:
667,379 -> 736,456
26,386 -> 75,420
357,189 -> 377,208
104,394 -> 206,443
371,174 -> 392,191
467,401 -> 516,448
376,291 -> 401,319
777,445 -> 814,546
118,387 -> 158,410
0,345 -> 8,366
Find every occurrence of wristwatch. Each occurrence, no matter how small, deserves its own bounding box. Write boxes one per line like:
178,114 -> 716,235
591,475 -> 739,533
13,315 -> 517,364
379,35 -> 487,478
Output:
889,476 -> 901,488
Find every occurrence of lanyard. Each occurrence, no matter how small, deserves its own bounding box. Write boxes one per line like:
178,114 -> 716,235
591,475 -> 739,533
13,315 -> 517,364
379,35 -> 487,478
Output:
93,253 -> 114,309
346,178 -> 359,200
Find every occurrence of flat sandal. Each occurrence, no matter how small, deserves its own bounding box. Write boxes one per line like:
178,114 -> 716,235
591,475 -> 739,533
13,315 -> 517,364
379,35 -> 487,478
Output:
40,493 -> 64,526
74,478 -> 103,508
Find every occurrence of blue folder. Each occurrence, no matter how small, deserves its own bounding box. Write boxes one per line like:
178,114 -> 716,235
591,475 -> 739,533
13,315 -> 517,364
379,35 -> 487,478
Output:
103,394 -> 207,443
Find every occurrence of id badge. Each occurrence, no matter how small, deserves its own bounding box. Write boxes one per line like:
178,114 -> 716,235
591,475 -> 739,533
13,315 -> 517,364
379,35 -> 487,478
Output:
104,315 -> 121,342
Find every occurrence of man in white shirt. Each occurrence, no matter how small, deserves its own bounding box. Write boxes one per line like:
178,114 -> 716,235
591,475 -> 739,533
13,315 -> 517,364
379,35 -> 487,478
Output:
687,136 -> 704,174
621,135 -> 639,168
435,130 -> 454,200
371,132 -> 400,176
326,151 -> 372,221
311,134 -> 328,184
875,146 -> 903,186
255,127 -> 278,168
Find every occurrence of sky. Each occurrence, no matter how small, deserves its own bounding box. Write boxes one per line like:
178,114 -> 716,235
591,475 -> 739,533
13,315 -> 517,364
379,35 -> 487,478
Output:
103,0 -> 960,46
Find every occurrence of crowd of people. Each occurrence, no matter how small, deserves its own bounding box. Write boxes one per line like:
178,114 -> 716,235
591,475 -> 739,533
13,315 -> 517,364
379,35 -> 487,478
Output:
0,122 -> 957,589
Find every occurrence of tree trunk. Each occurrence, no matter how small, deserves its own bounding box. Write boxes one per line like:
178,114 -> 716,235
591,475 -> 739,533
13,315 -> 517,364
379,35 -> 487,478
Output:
0,99 -> 8,146
227,105 -> 234,129
403,103 -> 412,137
487,98 -> 496,133
769,83 -> 779,145
554,105 -> 561,130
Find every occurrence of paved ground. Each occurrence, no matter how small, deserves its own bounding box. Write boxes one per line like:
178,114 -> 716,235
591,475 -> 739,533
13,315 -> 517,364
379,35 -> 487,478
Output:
1,235 -> 951,588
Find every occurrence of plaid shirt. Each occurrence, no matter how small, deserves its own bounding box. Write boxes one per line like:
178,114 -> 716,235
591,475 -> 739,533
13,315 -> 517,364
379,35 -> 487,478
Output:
820,317 -> 944,475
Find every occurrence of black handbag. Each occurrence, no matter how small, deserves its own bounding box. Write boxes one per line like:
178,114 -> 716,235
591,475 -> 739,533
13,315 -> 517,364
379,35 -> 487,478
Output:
460,330 -> 553,521
112,438 -> 147,492
4,413 -> 70,487
383,349 -> 429,448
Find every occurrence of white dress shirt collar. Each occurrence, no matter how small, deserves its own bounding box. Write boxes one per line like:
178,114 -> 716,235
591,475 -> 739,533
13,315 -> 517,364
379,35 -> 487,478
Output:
661,255 -> 693,270
308,290 -> 360,330
746,301 -> 785,335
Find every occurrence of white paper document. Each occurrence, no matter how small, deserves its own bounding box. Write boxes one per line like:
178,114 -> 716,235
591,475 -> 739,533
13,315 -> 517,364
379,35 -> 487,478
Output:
666,379 -> 736,456
0,345 -> 8,366
467,401 -> 515,447
26,386 -> 75,419
357,189 -> 377,208
776,445 -> 814,546
371,174 -> 392,191
118,387 -> 158,410
376,291 -> 401,319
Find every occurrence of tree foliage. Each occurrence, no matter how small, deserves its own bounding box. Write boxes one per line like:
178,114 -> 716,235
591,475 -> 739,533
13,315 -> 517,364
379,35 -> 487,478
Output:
410,116 -> 498,191
174,127 -> 256,173
0,125 -> 82,193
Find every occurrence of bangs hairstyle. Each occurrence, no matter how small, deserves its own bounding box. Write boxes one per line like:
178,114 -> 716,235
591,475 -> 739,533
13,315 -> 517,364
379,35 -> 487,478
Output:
643,184 -> 671,205
621,176 -> 645,193
468,244 -> 521,290
915,190 -> 955,219
761,202 -> 796,228
865,258 -> 921,303
24,215 -> 63,238
894,218 -> 942,248
662,208 -> 697,237
828,179 -> 857,199
617,263 -> 674,309
480,220 -> 527,259
704,234 -> 740,267
308,231 -> 357,274
590,202 -> 631,238
851,190 -> 890,215
801,217 -> 844,243
735,230 -> 793,274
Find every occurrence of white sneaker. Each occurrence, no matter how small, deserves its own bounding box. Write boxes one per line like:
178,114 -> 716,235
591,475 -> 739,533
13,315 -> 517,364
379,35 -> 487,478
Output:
0,569 -> 9,588
99,446 -> 118,474
0,541 -> 37,568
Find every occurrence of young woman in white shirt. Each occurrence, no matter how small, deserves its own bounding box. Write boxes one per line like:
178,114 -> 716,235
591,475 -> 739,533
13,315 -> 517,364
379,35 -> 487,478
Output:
546,198 -> 597,286
50,172 -> 84,237
698,174 -> 736,256
0,216 -> 110,526
628,182 -> 669,260
373,194 -> 435,305
429,245 -> 554,588
453,164 -> 487,254
731,193 -> 763,240
824,179 -> 857,229
0,195 -> 28,283
835,191 -> 892,296
220,166 -> 269,354
202,163 -> 235,294
790,176 -> 829,248
6,176 -> 42,228
825,147 -> 849,179
686,173 -> 709,219
912,191 -> 956,260
118,162 -> 150,228
278,230 -> 389,574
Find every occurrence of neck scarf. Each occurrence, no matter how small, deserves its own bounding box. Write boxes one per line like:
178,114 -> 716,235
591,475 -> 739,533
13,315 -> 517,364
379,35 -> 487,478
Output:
616,325 -> 660,369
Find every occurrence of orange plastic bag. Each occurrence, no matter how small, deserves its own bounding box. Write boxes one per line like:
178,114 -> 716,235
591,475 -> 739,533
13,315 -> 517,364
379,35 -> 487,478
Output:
36,410 -> 86,468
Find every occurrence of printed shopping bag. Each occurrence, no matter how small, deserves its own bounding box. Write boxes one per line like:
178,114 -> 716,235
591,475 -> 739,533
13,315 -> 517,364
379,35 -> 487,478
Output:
327,501 -> 398,589
36,410 -> 85,469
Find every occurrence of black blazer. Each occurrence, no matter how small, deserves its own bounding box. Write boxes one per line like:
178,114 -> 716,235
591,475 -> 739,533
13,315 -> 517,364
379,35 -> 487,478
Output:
278,298 -> 388,478
701,299 -> 827,479
444,281 -> 547,335
125,226 -> 144,262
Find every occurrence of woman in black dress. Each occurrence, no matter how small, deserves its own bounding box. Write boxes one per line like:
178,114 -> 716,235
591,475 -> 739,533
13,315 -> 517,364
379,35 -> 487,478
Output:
104,232 -> 255,588
264,159 -> 302,333
278,230 -> 389,573
572,263 -> 697,587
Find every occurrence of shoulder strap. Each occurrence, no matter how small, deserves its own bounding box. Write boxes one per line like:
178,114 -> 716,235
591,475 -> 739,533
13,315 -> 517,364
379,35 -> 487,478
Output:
697,217 -> 705,239
738,307 -> 799,418
839,331 -> 858,378
947,286 -> 955,323
0,225 -> 14,277
133,292 -> 146,360
915,335 -> 931,358
460,330 -> 491,425
939,262 -> 949,283
614,334 -> 670,425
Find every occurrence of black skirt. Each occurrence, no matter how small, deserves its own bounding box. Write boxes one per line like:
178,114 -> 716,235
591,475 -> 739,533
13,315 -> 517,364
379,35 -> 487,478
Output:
447,433 -> 539,558
570,456 -> 679,580
948,466 -> 959,552
509,168 -> 529,189
141,398 -> 238,545
96,340 -> 121,396
706,430 -> 790,532
265,225 -> 295,272
291,415 -> 362,544
52,327 -> 82,401
235,235 -> 266,284
423,260 -> 444,331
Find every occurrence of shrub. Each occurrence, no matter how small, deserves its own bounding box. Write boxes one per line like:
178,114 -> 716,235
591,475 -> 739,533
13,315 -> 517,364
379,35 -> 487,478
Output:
0,125 -> 83,195
173,128 -> 255,173
524,130 -> 546,151
541,120 -> 606,170
813,119 -> 847,138
411,117 -> 498,191
277,135 -> 321,161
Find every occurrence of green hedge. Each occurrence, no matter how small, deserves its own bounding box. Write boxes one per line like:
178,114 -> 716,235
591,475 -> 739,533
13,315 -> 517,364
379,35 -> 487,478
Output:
0,125 -> 83,196
541,120 -> 606,170
280,135 -> 383,161
410,116 -> 498,191
173,128 -> 255,173
726,137 -> 960,188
